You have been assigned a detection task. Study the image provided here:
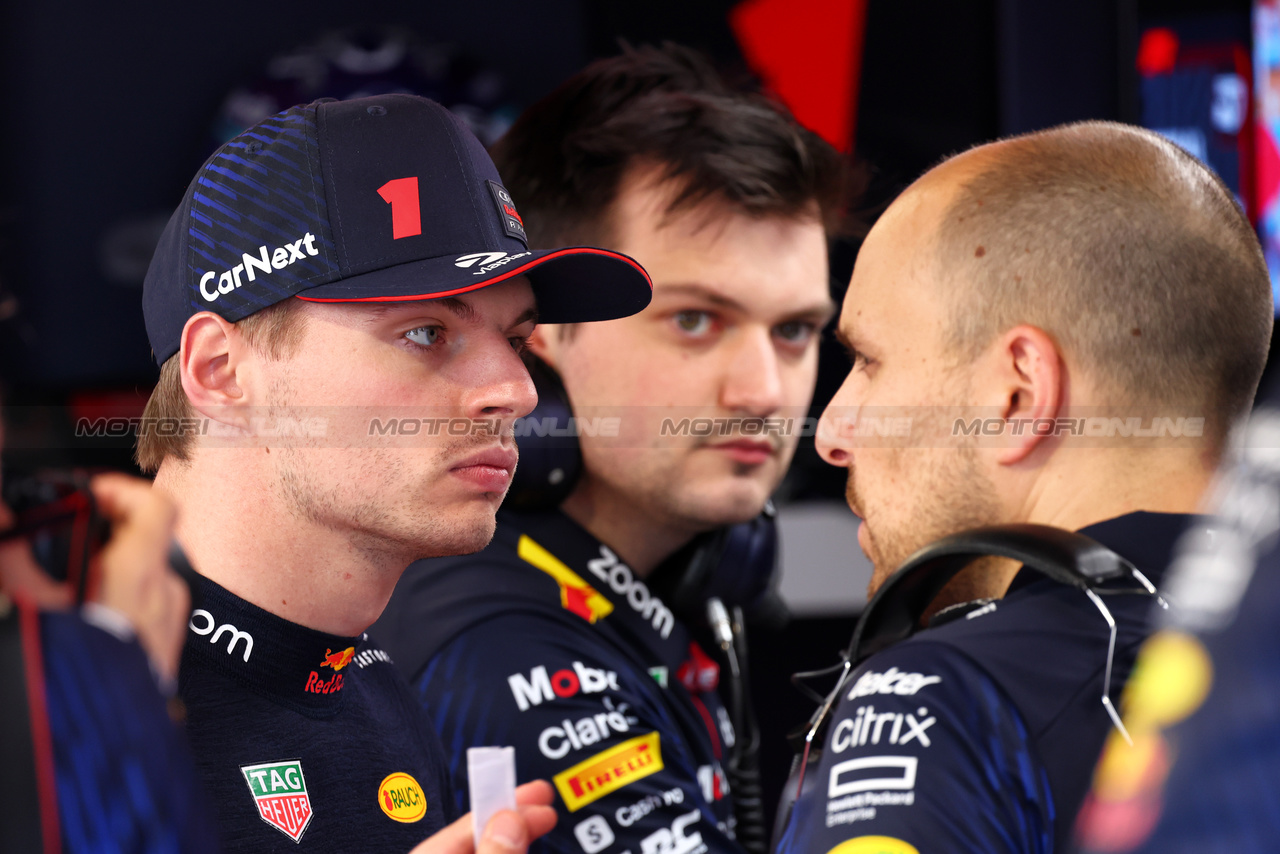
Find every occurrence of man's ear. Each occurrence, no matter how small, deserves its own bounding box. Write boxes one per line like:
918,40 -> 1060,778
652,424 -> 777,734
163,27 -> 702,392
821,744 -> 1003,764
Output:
985,324 -> 1064,465
178,312 -> 255,429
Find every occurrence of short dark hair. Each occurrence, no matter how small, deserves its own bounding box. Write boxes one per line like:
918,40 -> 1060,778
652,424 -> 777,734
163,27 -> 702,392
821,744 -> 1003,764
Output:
490,43 -> 851,247
936,120 -> 1273,448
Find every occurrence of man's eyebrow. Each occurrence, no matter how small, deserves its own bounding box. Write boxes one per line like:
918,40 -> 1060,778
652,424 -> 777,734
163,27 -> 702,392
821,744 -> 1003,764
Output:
441,298 -> 537,330
658,284 -> 837,323
512,306 -> 539,329
798,299 -> 839,325
656,283 -> 747,312
364,296 -> 535,328
437,297 -> 477,323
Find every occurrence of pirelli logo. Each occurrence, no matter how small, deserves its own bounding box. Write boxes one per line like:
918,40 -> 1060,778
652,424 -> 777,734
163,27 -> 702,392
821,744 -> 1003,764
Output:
553,732 -> 663,812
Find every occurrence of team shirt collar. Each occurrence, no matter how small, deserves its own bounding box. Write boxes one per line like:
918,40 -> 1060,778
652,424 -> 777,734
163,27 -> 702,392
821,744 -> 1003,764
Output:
1006,511 -> 1198,595
502,509 -> 694,671
180,576 -> 366,717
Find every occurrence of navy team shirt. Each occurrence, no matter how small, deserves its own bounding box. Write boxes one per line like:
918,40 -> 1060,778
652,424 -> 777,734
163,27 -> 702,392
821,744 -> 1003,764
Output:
774,512 -> 1188,854
37,607 -> 219,853
376,509 -> 742,854
1076,398 -> 1280,853
179,577 -> 456,852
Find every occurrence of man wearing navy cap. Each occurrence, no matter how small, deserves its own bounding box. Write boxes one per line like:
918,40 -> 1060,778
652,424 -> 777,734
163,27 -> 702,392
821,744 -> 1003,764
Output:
137,93 -> 650,852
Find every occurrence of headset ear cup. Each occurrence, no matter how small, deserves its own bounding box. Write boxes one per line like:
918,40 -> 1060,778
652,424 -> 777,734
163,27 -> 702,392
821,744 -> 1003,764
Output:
648,503 -> 787,627
712,502 -> 788,629
505,355 -> 582,512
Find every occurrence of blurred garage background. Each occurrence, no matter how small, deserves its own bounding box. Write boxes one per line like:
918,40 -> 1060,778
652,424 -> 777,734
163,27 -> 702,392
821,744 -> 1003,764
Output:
0,0 -> 1265,826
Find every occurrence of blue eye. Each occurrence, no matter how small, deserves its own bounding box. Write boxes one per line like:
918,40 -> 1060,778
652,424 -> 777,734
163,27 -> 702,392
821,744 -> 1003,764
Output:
674,311 -> 713,335
406,326 -> 442,347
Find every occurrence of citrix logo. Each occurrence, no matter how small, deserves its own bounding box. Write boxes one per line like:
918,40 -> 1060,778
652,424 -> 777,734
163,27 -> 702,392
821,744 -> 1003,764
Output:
829,703 -> 937,753
189,609 -> 254,662
200,232 -> 319,302
508,661 -> 620,711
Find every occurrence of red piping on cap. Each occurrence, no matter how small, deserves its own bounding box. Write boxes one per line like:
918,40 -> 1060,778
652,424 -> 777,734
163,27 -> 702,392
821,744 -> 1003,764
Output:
296,247 -> 652,304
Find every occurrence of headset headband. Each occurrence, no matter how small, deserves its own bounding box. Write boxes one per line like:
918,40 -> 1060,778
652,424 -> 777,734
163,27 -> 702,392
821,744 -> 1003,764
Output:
783,523 -> 1164,833
847,524 -> 1140,664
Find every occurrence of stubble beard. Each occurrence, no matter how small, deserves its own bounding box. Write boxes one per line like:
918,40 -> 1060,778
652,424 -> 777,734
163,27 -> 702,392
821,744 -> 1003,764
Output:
850,441 -> 1001,599
272,435 -> 502,568
587,437 -> 787,537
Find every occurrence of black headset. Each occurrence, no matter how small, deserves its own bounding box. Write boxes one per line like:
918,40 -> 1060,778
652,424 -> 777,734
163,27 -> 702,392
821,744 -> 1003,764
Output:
504,356 -> 582,512
775,523 -> 1163,846
847,523 -> 1154,664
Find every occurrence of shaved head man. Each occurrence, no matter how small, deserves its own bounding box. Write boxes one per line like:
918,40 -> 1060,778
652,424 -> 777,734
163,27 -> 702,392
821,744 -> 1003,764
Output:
774,122 -> 1272,853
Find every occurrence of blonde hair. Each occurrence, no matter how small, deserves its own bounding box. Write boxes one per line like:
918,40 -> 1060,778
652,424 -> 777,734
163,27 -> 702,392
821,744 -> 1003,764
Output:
135,299 -> 306,473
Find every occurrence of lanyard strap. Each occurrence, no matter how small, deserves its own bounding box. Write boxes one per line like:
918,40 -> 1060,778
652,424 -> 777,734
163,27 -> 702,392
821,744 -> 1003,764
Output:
0,595 -> 61,854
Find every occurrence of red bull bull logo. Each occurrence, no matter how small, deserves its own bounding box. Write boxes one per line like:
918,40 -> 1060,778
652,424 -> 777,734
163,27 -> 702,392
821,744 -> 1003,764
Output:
303,646 -> 356,694
517,535 -> 613,624
321,647 -> 356,671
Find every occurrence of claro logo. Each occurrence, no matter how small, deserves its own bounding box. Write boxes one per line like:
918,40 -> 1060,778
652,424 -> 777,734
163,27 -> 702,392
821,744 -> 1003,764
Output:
189,609 -> 254,662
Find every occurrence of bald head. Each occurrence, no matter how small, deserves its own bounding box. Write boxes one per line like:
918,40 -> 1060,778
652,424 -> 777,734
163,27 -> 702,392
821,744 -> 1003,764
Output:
928,121 -> 1272,447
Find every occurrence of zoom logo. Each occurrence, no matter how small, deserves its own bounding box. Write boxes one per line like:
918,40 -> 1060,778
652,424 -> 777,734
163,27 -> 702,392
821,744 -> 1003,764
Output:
189,609 -> 254,662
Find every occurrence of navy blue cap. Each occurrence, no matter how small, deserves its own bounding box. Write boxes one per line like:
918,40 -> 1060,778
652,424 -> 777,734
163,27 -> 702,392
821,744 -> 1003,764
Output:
143,93 -> 652,364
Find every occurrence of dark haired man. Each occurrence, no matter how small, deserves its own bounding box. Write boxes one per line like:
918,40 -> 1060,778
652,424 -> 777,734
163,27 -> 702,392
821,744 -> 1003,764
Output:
139,92 -> 650,852
376,44 -> 845,854
774,121 -> 1272,853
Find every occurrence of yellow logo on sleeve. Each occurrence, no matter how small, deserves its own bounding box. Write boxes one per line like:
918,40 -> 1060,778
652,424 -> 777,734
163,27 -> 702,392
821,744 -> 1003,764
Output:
378,772 -> 427,823
826,837 -> 919,854
519,535 -> 614,624
553,732 -> 663,811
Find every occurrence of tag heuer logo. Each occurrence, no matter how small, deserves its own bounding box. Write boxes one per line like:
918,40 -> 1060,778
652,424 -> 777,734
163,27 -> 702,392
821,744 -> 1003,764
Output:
241,759 -> 314,842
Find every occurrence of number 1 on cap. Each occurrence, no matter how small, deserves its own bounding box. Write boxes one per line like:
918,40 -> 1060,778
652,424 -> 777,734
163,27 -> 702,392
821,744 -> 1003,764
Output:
377,177 -> 422,239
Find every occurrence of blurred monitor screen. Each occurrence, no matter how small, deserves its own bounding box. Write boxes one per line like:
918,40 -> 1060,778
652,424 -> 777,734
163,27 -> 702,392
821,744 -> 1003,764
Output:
1135,9 -> 1275,309
1255,0 -> 1280,310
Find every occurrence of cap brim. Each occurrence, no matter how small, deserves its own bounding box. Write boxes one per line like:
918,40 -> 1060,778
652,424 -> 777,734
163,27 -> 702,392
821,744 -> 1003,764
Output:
295,246 -> 651,323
